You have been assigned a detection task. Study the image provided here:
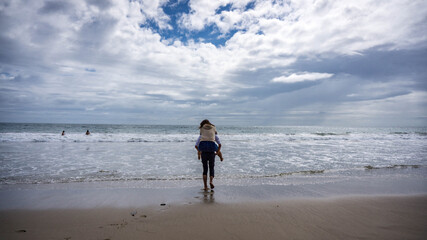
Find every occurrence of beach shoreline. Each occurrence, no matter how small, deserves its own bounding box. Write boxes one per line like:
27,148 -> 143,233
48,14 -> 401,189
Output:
1,195 -> 426,240
1,167 -> 426,210
1,171 -> 426,239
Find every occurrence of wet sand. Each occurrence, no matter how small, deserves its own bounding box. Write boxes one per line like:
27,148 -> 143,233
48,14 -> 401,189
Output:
1,195 -> 426,240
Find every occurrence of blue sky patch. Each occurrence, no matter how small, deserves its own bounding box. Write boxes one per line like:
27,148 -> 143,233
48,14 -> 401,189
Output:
215,3 -> 233,14
245,1 -> 256,11
139,0 -> 239,46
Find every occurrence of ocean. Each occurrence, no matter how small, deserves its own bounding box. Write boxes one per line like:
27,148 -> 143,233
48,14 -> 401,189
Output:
0,123 -> 426,189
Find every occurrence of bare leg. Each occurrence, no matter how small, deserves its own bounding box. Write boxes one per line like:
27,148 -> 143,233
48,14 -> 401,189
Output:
216,150 -> 224,161
203,175 -> 208,191
210,176 -> 214,189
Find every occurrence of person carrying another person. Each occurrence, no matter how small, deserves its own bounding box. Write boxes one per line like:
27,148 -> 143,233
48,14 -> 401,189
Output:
195,119 -> 223,191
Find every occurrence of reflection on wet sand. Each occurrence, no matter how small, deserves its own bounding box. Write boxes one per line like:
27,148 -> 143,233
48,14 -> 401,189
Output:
194,189 -> 215,204
202,190 -> 215,204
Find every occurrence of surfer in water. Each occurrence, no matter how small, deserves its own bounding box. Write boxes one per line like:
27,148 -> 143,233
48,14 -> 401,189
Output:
195,119 -> 223,191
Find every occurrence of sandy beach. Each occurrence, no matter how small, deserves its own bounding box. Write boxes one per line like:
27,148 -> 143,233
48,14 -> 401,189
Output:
1,195 -> 426,240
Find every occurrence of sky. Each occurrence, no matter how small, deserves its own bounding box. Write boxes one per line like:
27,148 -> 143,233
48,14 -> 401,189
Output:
0,0 -> 426,126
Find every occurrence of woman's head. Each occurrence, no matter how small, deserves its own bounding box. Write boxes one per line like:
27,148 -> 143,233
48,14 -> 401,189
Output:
199,119 -> 213,128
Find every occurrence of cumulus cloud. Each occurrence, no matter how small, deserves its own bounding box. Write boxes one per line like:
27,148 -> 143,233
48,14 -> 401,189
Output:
0,0 -> 426,125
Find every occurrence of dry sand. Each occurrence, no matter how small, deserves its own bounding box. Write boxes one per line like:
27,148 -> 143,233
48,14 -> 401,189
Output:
1,195 -> 426,240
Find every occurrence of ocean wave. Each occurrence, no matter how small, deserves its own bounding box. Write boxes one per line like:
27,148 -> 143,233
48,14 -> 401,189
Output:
0,169 -> 318,185
0,133 -> 197,143
0,175 -> 202,185
127,138 -> 150,143
364,164 -> 423,170
127,138 -> 186,143
262,170 -> 325,177
0,169 -> 326,185
2,165 -> 426,185
313,132 -> 350,136
1,129 -> 426,143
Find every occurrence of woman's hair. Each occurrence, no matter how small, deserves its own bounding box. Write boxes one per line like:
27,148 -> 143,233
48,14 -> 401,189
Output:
199,119 -> 214,128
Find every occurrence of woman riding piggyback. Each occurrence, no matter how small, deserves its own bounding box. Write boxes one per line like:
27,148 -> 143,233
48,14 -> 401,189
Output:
195,120 -> 223,161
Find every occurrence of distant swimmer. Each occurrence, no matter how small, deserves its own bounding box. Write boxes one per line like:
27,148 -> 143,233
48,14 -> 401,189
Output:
86,130 -> 90,135
61,131 -> 65,136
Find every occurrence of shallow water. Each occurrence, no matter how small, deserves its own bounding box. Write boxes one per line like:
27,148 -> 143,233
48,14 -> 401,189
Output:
0,123 -> 426,186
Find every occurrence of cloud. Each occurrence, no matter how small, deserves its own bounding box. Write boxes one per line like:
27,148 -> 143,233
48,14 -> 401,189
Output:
38,1 -> 73,15
272,72 -> 334,83
145,89 -> 192,101
0,0 -> 426,126
87,0 -> 113,10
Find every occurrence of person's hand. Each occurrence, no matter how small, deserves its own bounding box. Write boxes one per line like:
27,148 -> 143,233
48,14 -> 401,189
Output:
197,151 -> 201,160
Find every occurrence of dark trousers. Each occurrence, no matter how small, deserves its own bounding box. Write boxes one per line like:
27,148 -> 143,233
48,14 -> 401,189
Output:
201,152 -> 215,177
